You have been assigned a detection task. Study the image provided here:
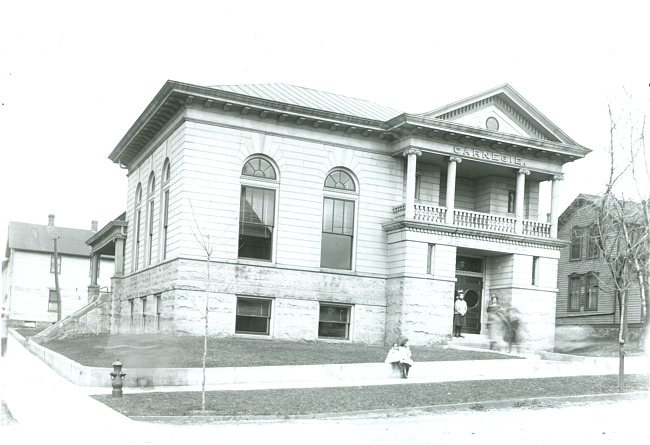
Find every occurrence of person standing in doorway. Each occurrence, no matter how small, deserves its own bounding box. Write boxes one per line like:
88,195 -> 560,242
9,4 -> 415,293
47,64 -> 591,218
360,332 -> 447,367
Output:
453,290 -> 467,338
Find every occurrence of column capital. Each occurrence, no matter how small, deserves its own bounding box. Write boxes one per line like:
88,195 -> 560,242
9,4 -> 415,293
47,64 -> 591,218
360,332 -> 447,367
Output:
403,147 -> 422,157
553,173 -> 564,181
447,156 -> 462,164
518,168 -> 530,176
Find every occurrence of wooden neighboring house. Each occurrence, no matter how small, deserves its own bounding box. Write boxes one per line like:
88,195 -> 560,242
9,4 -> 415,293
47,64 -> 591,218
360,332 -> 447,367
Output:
97,81 -> 590,351
556,194 -> 644,335
2,215 -> 114,328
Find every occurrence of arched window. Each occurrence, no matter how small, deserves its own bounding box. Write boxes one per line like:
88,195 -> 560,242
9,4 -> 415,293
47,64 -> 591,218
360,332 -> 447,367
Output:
242,157 -> 276,179
324,170 -> 355,191
134,183 -> 143,271
321,168 -> 358,270
163,158 -> 171,183
161,158 -> 171,259
147,172 -> 156,266
238,156 -> 278,261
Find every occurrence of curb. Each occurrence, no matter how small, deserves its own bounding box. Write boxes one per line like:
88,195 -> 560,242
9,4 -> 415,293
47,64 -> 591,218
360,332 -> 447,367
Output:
131,391 -> 649,423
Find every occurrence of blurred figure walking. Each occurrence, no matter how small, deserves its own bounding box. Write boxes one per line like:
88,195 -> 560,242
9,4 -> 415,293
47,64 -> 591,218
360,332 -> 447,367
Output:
487,295 -> 504,351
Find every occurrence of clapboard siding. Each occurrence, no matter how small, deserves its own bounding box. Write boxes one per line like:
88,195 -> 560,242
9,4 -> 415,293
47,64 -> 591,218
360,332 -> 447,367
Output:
556,200 -> 643,326
8,250 -> 113,323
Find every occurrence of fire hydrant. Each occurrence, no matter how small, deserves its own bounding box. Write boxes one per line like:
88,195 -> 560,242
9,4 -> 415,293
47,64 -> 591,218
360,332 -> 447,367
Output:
110,359 -> 126,397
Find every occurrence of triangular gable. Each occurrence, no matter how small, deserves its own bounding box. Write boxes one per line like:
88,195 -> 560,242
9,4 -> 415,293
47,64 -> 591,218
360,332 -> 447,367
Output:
418,84 -> 578,145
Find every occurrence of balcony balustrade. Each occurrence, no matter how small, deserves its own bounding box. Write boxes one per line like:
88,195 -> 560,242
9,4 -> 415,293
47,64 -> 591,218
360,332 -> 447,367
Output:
392,204 -> 552,238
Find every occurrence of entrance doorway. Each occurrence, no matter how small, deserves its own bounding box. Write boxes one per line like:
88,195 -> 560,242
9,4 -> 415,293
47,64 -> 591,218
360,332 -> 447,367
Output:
455,275 -> 483,334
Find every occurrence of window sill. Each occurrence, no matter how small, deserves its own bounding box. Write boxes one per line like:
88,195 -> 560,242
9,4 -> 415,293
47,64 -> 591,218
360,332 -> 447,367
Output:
319,267 -> 355,275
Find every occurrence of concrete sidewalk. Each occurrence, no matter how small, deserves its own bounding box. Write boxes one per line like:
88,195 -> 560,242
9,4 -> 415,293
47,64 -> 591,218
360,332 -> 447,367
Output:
78,352 -> 650,396
0,334 -> 148,444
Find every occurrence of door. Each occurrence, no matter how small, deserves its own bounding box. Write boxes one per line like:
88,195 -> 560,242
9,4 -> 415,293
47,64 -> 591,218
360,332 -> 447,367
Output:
455,275 -> 483,334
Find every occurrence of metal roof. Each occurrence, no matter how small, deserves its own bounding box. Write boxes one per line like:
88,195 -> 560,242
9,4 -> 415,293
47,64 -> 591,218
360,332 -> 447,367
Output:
5,221 -> 95,258
210,83 -> 404,122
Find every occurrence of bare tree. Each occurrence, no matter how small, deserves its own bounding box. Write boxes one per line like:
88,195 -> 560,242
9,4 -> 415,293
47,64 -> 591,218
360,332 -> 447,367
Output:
187,197 -> 236,412
590,96 -> 648,390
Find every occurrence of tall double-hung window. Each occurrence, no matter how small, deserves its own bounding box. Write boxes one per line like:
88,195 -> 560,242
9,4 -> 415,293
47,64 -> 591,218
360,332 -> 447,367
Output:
568,273 -> 582,311
161,159 -> 171,260
147,172 -> 156,266
321,169 -> 357,270
238,156 -> 278,261
133,183 -> 143,271
569,227 -> 583,261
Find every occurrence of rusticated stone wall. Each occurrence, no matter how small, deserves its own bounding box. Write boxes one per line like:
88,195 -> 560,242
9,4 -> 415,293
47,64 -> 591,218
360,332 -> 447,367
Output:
114,258 -> 387,344
385,276 -> 455,346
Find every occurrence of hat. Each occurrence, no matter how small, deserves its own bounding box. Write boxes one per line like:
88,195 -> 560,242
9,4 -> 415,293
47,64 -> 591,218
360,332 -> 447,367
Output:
399,337 -> 409,346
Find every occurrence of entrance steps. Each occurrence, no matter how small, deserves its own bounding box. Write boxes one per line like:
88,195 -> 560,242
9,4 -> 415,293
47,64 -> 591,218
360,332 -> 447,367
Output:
444,334 -> 493,350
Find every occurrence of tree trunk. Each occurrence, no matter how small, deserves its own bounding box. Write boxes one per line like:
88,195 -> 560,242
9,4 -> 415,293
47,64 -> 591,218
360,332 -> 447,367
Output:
618,284 -> 628,393
202,254 -> 210,411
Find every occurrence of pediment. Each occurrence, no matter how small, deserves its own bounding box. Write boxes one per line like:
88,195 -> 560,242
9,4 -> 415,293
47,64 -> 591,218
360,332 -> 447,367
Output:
418,84 -> 577,145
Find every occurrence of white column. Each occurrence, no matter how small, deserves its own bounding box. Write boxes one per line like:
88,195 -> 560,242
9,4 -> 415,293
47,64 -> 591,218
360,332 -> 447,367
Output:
403,148 -> 422,219
515,168 -> 530,234
114,236 -> 125,276
445,156 -> 462,224
550,174 -> 563,237
90,253 -> 100,286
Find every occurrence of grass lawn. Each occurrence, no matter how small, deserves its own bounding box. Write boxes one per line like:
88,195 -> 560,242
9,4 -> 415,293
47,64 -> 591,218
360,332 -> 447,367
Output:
21,332 -> 648,418
93,374 -> 650,417
35,334 -> 519,368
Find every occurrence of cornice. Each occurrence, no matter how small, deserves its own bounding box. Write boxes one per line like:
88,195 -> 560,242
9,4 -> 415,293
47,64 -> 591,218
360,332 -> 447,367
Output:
110,80 -> 592,170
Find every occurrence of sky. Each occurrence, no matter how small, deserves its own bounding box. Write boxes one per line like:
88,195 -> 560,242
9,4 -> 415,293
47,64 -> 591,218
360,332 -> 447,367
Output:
1,0 -> 649,264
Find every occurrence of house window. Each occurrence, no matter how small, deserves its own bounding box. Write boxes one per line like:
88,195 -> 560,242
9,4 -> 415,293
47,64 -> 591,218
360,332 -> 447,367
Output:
162,190 -> 170,260
569,227 -> 583,261
587,225 -> 599,259
239,186 -> 275,260
585,274 -> 599,311
455,256 -> 483,273
415,174 -> 421,200
321,198 -> 354,269
48,289 -> 59,312
162,159 -> 171,260
321,169 -> 357,270
532,256 -> 540,286
507,190 -> 516,213
156,294 -> 162,331
235,297 -> 272,335
238,157 -> 278,261
568,274 -> 583,311
141,296 -> 147,330
50,254 -> 61,274
134,183 -> 143,271
147,173 -> 156,266
318,304 -> 351,339
427,244 -> 435,275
